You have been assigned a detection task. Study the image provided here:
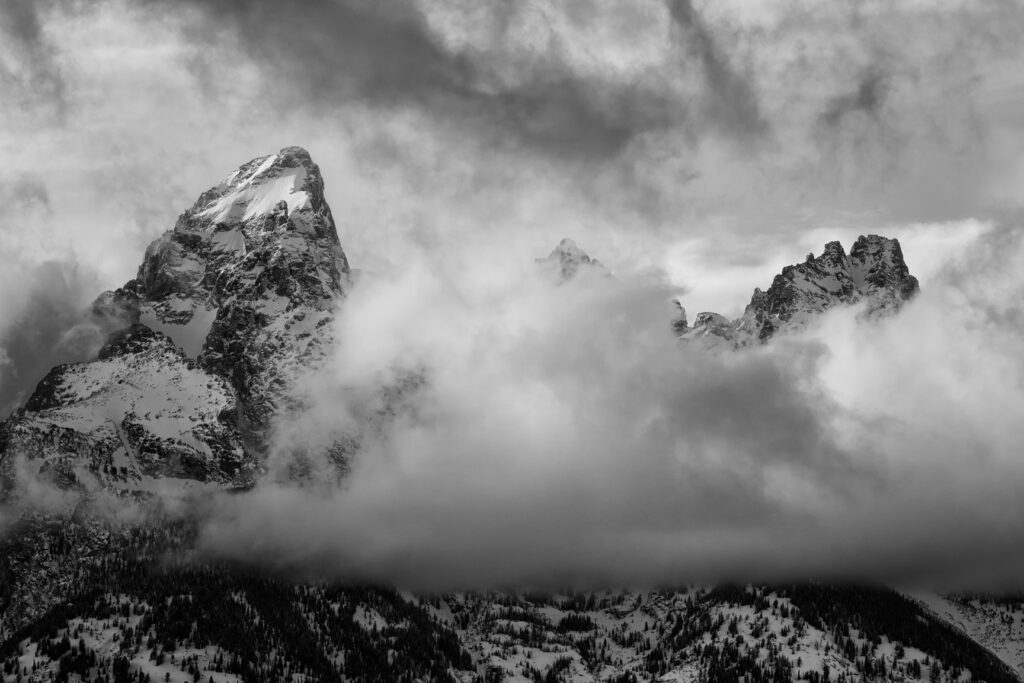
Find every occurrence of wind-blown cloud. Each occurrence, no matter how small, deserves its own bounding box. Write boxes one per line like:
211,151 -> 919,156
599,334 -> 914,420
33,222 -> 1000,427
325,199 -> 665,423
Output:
0,261 -> 108,417
0,170 -> 108,416
196,224 -> 1024,591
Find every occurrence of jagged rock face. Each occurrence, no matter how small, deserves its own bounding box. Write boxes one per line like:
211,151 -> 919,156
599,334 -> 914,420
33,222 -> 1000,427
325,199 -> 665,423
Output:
538,238 -> 610,282
0,147 -> 348,496
133,146 -> 349,431
681,235 -> 920,346
736,234 -> 918,343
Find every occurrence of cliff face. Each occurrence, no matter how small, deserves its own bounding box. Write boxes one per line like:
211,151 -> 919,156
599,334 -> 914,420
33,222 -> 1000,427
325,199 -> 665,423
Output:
135,146 -> 349,433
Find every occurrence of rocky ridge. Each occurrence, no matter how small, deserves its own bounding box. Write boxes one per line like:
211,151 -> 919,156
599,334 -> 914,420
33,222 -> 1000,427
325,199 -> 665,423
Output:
677,235 -> 920,345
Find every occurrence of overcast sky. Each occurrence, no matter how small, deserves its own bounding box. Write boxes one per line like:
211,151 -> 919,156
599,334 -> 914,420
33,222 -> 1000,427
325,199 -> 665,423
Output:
3,0 -> 1024,589
3,1 -> 1024,302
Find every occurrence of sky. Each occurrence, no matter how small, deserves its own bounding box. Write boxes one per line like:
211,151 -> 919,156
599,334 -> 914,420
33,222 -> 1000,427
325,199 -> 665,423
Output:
3,0 -> 1024,589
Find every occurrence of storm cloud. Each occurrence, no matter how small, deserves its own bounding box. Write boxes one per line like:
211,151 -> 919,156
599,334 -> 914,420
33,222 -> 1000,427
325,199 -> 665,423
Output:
0,0 -> 67,120
3,0 -> 1024,591
133,0 -> 691,160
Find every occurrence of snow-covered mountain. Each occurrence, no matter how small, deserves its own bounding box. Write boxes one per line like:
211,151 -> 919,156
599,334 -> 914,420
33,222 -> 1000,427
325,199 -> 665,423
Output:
678,236 -> 920,345
0,149 -> 1020,683
1,147 -> 348,499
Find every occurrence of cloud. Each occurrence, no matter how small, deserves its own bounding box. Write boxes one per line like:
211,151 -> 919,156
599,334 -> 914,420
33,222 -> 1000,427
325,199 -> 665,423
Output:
124,0 -> 679,160
0,172 -> 120,418
666,0 -> 766,142
0,261 -> 109,417
0,174 -> 52,213
0,0 -> 67,121
819,69 -> 888,128
179,0 -> 751,167
193,223 -> 1024,591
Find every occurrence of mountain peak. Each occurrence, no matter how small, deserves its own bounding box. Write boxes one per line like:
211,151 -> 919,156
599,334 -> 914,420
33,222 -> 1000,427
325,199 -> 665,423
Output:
182,146 -> 336,241
679,235 -> 919,346
1,147 -> 354,499
130,145 -> 349,365
538,237 -> 609,281
734,234 -> 918,342
849,234 -> 919,301
820,240 -> 847,268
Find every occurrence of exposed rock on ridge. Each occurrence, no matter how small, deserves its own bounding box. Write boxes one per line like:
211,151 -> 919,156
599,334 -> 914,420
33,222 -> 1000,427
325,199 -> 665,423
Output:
679,234 -> 919,345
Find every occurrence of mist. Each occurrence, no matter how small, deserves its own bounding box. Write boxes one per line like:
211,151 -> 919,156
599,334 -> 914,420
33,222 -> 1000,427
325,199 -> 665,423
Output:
194,222 -> 1024,591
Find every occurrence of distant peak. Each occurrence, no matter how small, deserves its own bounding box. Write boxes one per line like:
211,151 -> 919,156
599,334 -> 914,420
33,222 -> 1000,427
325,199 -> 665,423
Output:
538,238 -> 608,282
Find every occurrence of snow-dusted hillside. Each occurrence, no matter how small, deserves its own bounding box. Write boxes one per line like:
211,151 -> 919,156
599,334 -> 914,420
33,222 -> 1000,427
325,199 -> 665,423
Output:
3,572 -> 1018,683
912,593 -> 1024,680
435,586 -> 1019,683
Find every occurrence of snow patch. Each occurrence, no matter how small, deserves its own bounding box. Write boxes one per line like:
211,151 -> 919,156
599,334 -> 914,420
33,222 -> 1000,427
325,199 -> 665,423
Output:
140,305 -> 218,358
200,164 -> 310,225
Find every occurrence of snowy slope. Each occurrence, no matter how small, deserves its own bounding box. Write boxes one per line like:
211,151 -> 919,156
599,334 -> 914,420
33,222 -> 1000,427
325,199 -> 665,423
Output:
912,592 -> 1024,679
2,324 -> 248,493
433,586 -> 1018,683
